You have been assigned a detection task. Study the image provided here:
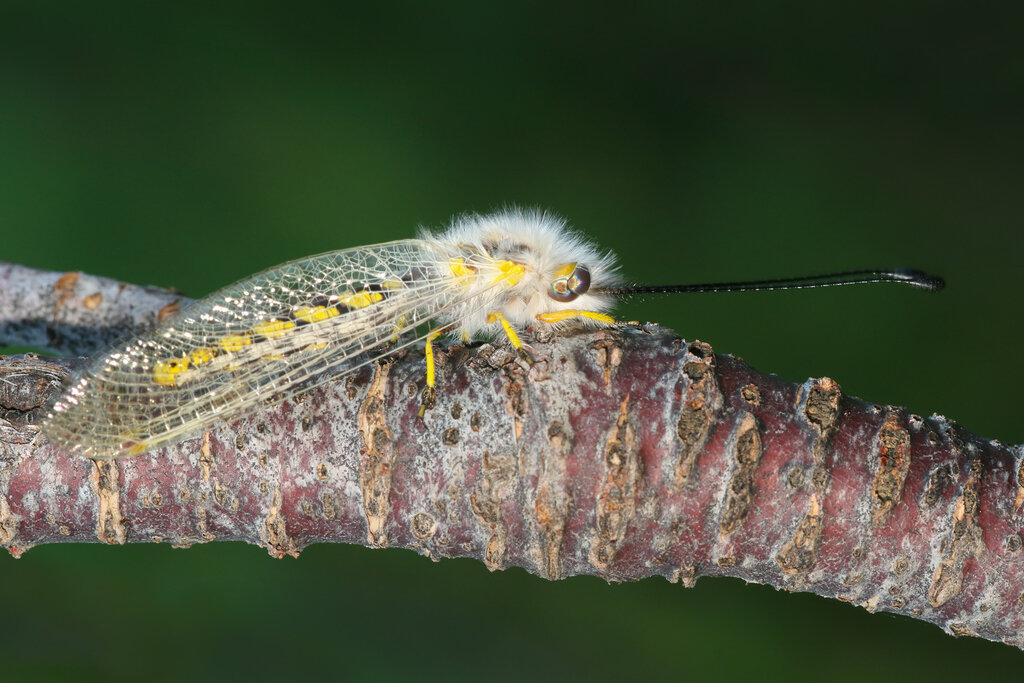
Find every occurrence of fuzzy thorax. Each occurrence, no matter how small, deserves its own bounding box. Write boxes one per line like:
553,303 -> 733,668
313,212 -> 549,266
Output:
420,208 -> 622,338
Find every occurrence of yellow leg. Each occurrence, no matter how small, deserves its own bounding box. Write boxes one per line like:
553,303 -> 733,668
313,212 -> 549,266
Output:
537,310 -> 622,325
487,312 -> 534,364
419,328 -> 446,418
424,329 -> 442,387
537,309 -> 644,330
388,314 -> 409,344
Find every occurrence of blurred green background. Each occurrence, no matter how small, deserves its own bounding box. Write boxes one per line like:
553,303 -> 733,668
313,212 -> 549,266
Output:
2,2 -> 1022,680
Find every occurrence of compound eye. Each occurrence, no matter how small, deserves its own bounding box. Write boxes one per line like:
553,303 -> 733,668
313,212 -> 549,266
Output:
549,263 -> 592,302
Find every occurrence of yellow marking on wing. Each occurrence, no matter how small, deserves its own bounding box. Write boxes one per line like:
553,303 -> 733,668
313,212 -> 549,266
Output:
536,310 -> 616,325
190,347 -> 218,366
253,319 -> 296,339
294,305 -> 340,323
339,291 -> 384,308
219,333 -> 253,352
153,356 -> 190,386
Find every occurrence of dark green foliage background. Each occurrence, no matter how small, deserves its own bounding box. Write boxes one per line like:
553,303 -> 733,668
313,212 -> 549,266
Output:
1,2 -> 1022,680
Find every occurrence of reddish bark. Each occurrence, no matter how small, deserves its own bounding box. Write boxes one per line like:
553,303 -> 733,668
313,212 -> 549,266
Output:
1,327 -> 1022,649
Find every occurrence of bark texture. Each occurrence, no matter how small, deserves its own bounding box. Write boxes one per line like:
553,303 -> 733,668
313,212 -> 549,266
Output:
1,262 -> 1023,649
0,262 -> 182,356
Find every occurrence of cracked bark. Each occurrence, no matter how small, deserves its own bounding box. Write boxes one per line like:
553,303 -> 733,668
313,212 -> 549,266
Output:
1,262 -> 1022,649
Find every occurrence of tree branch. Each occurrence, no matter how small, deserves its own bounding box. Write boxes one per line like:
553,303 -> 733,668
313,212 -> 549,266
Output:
0,262 -> 182,356
1,262 -> 1021,649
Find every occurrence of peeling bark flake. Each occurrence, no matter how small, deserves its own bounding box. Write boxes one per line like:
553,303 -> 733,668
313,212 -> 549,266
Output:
740,384 -> 761,406
157,299 -> 181,323
673,341 -> 718,490
91,460 -> 125,545
928,460 -> 985,608
924,466 -> 951,507
261,488 -> 298,558
802,377 -> 841,475
671,564 -> 697,588
534,419 -> 572,579
213,480 -> 230,508
469,452 -> 518,571
0,496 -> 17,547
199,431 -> 213,483
1004,534 -> 1021,554
719,412 -> 764,537
803,378 -> 840,434
776,494 -> 823,576
506,378 -> 528,443
772,378 -> 840,578
410,512 -> 437,539
588,334 -> 624,389
53,271 -> 80,318
357,361 -> 394,547
321,491 -> 336,520
590,396 -> 640,572
82,292 -> 103,310
872,413 -> 912,525
948,622 -> 978,638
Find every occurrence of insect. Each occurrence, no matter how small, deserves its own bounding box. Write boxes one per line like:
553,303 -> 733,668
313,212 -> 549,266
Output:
42,208 -> 944,458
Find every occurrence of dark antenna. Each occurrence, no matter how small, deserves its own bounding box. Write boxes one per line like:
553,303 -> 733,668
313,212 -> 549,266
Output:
594,268 -> 944,295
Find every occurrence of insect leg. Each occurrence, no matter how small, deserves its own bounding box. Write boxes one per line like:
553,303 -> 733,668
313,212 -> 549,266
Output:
536,310 -> 641,327
487,312 -> 534,365
418,324 -> 455,418
389,314 -> 408,343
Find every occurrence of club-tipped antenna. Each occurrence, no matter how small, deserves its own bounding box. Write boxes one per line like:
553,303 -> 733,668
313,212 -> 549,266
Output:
594,268 -> 945,296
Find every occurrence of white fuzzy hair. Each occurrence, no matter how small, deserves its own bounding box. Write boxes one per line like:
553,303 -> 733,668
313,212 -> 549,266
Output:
419,207 -> 622,338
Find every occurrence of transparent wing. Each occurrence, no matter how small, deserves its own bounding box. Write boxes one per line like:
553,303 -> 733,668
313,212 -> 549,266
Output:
43,239 -> 469,458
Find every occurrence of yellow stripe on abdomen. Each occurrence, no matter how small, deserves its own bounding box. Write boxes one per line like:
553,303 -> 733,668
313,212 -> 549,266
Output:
150,286 -> 393,387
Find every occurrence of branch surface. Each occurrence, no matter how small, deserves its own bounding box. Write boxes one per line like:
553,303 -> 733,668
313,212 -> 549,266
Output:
1,262 -> 1022,650
0,262 -> 182,355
